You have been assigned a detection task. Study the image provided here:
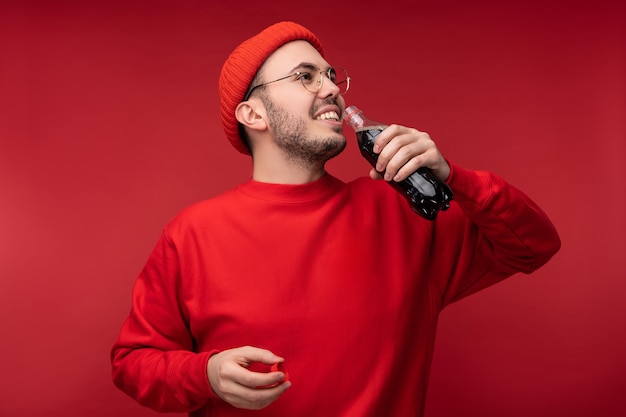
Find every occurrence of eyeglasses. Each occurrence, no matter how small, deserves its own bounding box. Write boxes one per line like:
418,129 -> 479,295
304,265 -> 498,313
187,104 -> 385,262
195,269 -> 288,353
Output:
243,66 -> 350,101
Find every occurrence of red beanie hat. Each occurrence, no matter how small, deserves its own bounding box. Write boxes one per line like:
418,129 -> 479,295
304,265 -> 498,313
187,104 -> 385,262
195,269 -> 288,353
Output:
218,21 -> 324,155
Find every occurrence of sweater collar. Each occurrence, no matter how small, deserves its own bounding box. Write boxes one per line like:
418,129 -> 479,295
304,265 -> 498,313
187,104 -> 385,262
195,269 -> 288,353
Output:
236,173 -> 343,203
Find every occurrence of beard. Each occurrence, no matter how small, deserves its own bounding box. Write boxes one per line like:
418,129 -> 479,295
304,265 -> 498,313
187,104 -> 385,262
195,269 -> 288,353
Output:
260,93 -> 346,166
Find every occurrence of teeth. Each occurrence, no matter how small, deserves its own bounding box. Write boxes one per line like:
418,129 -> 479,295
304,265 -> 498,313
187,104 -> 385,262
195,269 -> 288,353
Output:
317,111 -> 339,121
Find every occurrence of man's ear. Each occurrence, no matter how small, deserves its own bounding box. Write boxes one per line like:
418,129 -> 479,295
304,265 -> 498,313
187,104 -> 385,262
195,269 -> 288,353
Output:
235,100 -> 267,133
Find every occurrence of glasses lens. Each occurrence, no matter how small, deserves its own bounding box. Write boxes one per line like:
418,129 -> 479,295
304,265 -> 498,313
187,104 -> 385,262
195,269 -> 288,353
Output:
298,70 -> 318,93
299,67 -> 350,94
329,67 -> 349,94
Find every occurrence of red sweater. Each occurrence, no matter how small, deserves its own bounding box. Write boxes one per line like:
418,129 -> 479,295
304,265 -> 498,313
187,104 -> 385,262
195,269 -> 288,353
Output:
111,163 -> 560,416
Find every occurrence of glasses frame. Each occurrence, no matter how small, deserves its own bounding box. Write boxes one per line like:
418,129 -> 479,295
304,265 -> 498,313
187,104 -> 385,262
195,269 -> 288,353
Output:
243,66 -> 350,101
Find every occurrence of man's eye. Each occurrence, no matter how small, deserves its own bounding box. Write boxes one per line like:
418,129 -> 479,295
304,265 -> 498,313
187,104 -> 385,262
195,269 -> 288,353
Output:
296,71 -> 314,82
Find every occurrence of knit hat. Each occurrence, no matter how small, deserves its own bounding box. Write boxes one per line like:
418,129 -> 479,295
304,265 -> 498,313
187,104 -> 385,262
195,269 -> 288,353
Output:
218,21 -> 324,155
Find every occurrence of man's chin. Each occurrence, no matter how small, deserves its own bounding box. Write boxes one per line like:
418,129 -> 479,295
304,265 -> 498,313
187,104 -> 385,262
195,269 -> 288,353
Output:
323,137 -> 347,161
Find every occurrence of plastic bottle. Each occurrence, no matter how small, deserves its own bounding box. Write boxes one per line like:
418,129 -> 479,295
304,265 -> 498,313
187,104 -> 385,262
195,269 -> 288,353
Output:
343,105 -> 453,220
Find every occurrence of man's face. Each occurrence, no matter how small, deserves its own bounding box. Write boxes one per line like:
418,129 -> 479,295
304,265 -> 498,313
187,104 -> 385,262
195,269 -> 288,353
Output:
255,40 -> 347,164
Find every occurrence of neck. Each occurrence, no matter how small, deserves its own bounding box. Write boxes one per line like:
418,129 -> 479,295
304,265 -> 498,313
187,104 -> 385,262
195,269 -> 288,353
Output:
252,147 -> 327,185
252,157 -> 326,184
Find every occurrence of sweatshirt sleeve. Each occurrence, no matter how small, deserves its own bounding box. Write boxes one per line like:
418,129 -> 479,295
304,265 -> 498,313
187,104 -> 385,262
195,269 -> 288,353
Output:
110,231 -> 218,412
435,162 -> 561,307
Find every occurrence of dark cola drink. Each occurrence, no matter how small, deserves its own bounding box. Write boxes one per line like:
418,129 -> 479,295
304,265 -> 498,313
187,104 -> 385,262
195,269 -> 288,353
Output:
343,105 -> 453,220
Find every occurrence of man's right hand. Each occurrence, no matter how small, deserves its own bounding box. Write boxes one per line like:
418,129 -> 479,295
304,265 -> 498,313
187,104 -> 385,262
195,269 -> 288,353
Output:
207,346 -> 291,410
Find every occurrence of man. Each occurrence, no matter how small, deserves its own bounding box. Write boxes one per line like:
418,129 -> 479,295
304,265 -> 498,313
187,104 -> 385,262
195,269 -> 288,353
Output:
111,21 -> 560,416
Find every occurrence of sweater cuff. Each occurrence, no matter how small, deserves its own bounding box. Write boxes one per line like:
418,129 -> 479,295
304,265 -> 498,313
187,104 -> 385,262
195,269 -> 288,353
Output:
445,161 -> 495,215
204,349 -> 222,399
167,350 -> 220,407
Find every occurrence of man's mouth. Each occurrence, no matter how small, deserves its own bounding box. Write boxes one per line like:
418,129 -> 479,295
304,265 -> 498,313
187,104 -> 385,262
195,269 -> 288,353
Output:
316,111 -> 340,122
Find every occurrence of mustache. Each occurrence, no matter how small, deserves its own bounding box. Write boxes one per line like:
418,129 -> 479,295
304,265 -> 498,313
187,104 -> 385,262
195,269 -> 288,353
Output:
311,98 -> 342,115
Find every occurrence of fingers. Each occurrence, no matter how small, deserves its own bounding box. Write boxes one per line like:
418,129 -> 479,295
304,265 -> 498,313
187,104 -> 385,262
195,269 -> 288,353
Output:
216,375 -> 290,410
235,345 -> 285,366
217,380 -> 290,410
369,167 -> 383,180
207,346 -> 291,410
373,125 -> 446,182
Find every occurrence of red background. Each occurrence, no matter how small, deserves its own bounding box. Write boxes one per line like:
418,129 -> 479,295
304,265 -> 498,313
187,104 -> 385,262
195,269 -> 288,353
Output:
1,1 -> 624,416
